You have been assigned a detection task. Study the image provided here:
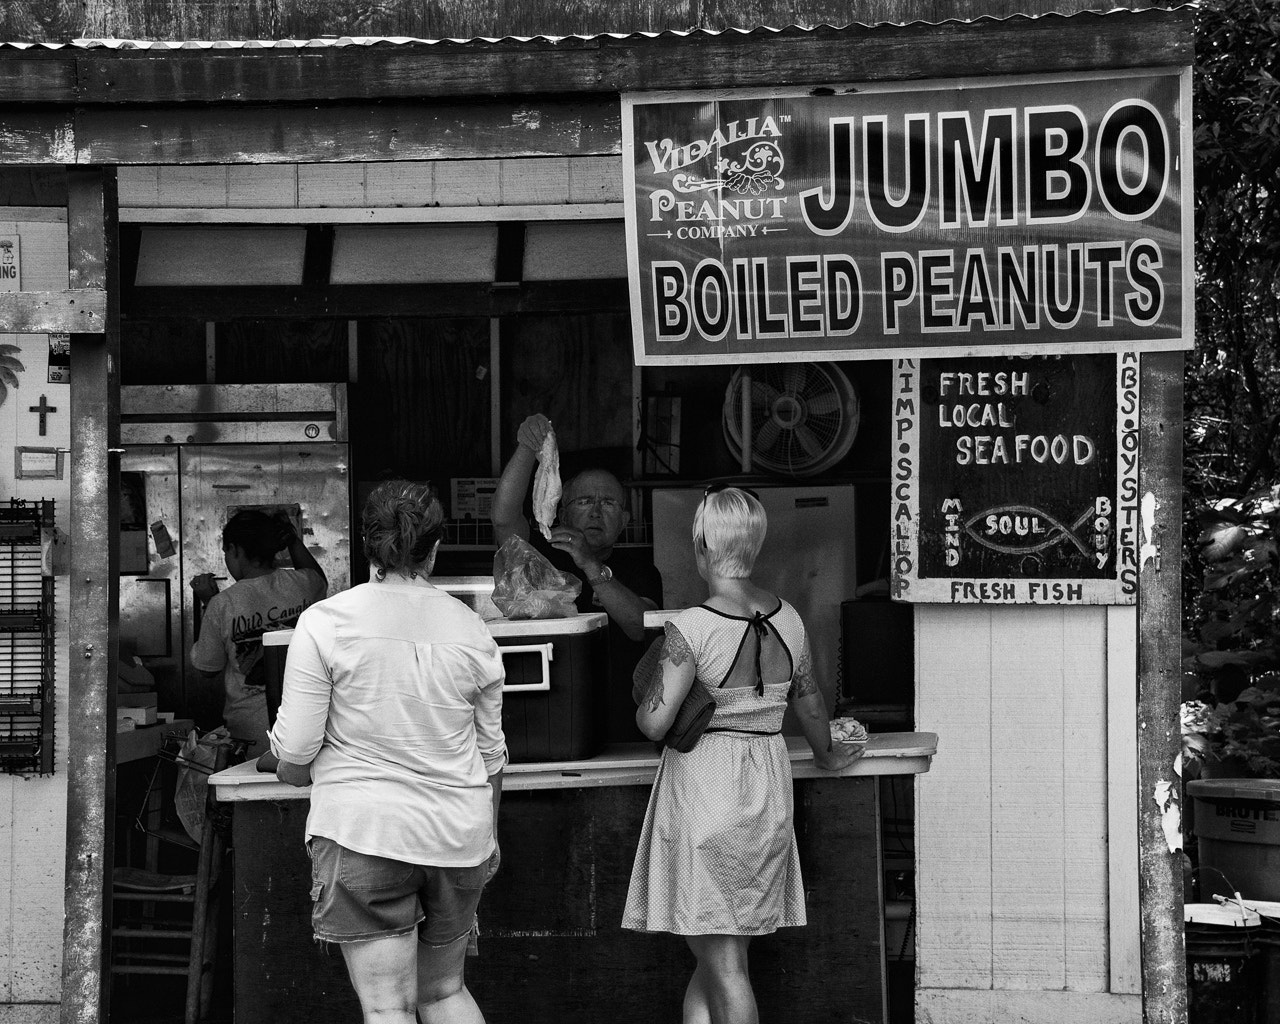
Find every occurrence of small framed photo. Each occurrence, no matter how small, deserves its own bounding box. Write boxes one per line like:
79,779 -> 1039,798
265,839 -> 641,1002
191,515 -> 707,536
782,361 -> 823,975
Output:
14,446 -> 65,480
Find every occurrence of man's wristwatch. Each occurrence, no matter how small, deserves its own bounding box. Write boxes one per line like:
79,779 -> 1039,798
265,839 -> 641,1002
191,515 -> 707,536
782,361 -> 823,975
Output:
586,564 -> 613,586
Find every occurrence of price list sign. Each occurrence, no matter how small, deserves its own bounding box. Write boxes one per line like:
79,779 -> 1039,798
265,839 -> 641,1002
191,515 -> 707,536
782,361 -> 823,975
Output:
891,352 -> 1139,604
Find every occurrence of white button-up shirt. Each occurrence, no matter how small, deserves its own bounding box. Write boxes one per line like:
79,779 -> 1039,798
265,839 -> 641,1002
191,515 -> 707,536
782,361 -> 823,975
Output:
270,575 -> 507,867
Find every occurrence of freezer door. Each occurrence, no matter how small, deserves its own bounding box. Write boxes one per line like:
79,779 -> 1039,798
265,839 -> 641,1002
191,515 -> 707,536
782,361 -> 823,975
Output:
179,444 -> 351,724
651,486 -> 856,714
119,446 -> 185,713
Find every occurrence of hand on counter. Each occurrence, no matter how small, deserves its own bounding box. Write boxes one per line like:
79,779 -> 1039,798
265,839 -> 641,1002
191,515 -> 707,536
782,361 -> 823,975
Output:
813,741 -> 866,773
255,750 -> 280,774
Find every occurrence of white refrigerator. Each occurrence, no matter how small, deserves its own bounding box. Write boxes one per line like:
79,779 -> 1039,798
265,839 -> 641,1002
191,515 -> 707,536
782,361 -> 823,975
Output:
651,485 -> 857,717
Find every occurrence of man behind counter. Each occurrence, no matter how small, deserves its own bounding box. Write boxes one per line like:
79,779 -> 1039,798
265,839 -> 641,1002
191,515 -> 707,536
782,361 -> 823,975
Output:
190,511 -> 328,756
492,413 -> 662,741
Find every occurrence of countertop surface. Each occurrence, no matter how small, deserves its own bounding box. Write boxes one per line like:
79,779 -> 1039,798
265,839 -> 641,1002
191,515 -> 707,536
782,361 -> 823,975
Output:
210,731 -> 938,802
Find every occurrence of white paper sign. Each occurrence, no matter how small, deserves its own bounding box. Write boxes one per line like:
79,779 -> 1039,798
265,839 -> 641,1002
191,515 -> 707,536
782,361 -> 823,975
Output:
0,236 -> 20,291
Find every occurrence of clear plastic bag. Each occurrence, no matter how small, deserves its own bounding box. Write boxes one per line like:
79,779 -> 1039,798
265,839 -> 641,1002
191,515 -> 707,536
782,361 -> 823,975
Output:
173,726 -> 232,844
491,535 -> 582,619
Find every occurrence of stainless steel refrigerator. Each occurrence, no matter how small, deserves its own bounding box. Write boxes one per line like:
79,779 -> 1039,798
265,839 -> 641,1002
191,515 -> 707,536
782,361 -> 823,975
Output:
118,384 -> 351,725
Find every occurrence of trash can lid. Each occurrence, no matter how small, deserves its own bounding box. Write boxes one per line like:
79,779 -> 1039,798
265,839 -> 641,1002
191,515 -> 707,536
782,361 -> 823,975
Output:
1186,902 -> 1261,928
1186,778 -> 1280,803
1236,898 -> 1280,920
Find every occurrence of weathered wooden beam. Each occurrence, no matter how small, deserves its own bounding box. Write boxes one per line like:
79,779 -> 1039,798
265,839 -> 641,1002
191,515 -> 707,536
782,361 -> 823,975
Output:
58,9 -> 1192,106
0,111 -> 77,163
60,166 -> 121,1024
1135,349 -> 1186,1024
75,99 -> 623,164
1,0 -> 1180,45
123,280 -> 630,318
1,8 -> 1194,108
0,166 -> 70,205
0,56 -> 78,103
0,289 -> 108,333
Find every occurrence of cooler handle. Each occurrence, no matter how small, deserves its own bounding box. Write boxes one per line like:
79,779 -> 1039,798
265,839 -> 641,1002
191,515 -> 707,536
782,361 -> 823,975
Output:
500,643 -> 554,693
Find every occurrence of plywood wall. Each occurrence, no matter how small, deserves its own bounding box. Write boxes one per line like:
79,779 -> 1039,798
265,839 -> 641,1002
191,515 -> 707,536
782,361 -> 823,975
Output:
0,213 -> 73,1012
914,604 -> 1140,1023
118,157 -> 622,213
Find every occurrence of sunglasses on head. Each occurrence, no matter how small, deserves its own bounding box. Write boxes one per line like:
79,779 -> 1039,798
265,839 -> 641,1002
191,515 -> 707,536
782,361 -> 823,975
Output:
702,482 -> 761,501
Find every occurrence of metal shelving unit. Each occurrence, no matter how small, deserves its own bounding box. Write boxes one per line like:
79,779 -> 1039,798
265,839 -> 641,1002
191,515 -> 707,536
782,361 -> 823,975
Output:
0,499 -> 55,775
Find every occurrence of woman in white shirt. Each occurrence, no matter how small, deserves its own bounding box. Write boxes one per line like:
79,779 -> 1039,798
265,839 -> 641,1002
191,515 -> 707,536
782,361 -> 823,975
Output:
270,481 -> 506,1024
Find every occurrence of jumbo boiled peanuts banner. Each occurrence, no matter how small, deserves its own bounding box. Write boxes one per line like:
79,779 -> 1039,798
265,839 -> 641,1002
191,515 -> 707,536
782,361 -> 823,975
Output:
622,70 -> 1191,365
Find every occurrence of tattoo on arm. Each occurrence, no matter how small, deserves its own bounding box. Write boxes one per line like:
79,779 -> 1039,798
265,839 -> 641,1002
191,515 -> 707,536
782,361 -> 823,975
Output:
790,641 -> 819,698
643,623 -> 693,713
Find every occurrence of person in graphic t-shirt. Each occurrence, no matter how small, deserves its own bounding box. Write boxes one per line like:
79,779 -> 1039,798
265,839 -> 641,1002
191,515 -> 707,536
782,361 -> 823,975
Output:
190,510 -> 327,755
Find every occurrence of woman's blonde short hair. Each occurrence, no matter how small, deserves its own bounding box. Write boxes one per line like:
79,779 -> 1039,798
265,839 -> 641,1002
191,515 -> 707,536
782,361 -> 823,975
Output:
692,487 -> 767,579
362,480 -> 445,577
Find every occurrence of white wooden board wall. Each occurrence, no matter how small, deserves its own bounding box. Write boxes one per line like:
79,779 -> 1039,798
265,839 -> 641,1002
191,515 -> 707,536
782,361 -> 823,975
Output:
0,213 -> 73,1007
915,604 -> 1140,1022
118,157 -> 623,213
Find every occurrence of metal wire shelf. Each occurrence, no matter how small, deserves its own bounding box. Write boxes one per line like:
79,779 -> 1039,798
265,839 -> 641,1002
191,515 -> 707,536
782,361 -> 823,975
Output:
0,500 -> 55,776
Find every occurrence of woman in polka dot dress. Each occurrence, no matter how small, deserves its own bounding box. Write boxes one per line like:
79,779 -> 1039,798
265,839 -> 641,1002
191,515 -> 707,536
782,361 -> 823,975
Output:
623,486 -> 862,1024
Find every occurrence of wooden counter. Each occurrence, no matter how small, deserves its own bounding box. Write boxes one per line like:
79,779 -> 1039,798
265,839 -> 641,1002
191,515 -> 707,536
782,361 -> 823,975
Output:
211,732 -> 936,1024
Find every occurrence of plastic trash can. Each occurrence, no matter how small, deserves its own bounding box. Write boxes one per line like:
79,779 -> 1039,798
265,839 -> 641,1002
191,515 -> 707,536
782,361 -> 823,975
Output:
1186,901 -> 1263,1024
1234,900 -> 1280,1024
1189,779 -> 1280,902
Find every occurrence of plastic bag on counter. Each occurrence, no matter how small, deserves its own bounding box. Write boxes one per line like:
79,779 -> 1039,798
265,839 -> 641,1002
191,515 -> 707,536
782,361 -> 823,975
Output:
491,535 -> 582,620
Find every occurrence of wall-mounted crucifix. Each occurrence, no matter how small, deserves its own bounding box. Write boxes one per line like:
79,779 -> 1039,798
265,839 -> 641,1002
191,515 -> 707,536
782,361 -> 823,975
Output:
29,394 -> 56,436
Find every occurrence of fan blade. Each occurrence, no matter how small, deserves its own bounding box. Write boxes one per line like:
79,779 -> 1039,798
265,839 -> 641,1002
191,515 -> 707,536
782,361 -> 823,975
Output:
750,380 -> 781,410
805,392 -> 841,416
782,362 -> 807,395
0,380 -> 7,407
0,366 -> 18,389
0,355 -> 25,373
792,424 -> 825,461
755,418 -> 782,453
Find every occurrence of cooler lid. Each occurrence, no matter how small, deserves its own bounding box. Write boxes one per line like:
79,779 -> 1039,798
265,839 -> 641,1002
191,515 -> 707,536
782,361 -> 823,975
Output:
643,609 -> 684,629
432,576 -> 496,595
262,629 -> 295,646
1185,902 -> 1260,927
1187,778 -> 1280,803
487,613 -> 607,638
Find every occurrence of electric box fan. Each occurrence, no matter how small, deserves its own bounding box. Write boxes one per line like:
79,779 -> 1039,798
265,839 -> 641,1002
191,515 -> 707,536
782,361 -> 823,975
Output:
722,362 -> 860,477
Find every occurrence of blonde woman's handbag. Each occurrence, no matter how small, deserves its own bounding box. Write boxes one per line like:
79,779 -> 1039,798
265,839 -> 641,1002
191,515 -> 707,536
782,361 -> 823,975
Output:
632,632 -> 716,752
664,676 -> 716,753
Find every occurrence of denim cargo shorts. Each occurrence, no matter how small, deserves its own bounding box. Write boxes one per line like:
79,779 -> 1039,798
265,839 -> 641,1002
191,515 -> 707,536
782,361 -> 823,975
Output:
308,836 -> 490,946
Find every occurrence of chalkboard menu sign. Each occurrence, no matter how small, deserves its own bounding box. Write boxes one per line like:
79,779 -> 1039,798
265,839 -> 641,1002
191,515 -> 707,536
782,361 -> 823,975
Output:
890,353 -> 1139,605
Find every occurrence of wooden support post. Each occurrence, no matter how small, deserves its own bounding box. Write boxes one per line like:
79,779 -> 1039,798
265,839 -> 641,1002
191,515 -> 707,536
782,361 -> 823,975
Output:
59,166 -> 120,1024
1136,350 -> 1186,1024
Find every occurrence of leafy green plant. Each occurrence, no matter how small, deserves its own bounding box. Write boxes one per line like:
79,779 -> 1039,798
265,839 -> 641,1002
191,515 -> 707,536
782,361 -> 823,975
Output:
0,343 -> 23,407
1183,486 -> 1280,777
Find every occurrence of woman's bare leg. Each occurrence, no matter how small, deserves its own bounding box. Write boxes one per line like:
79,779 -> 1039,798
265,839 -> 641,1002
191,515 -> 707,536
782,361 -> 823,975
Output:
686,934 -> 758,1024
417,931 -> 485,1024
682,953 -> 713,1024
339,931 -> 419,1024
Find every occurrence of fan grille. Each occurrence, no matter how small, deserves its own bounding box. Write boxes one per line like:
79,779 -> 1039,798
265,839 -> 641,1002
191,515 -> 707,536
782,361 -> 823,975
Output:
722,362 -> 860,477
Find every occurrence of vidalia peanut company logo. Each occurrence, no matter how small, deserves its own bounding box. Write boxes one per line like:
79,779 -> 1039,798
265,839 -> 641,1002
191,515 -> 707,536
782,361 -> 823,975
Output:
643,115 -> 789,240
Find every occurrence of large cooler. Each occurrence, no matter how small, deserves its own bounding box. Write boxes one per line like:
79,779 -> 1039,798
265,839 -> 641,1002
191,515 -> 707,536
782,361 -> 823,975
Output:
489,613 -> 608,763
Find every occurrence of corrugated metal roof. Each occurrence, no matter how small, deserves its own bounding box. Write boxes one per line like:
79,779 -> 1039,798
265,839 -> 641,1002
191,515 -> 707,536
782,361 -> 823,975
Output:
0,7 -> 1195,51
